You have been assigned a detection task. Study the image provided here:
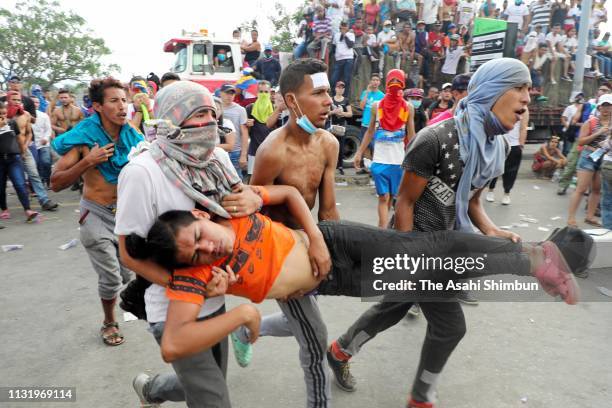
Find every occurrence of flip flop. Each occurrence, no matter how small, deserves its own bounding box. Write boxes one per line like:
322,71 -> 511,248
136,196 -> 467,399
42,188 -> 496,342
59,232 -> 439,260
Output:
0,211 -> 10,220
100,322 -> 125,346
584,218 -> 602,227
26,212 -> 39,223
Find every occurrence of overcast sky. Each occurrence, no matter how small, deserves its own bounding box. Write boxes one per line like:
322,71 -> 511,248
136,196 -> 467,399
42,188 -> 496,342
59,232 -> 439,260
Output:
5,0 -> 611,83
7,0 -> 305,81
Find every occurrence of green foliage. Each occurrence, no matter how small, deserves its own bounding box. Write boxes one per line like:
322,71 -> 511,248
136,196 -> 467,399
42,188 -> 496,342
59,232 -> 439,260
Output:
268,1 -> 307,52
0,0 -> 119,89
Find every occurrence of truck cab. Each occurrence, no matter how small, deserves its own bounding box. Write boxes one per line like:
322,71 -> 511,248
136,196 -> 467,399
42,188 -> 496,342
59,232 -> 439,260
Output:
164,30 -> 243,92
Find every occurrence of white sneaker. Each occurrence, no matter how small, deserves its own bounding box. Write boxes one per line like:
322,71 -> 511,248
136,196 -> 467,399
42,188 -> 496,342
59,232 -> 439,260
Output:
501,195 -> 511,205
133,373 -> 160,407
486,191 -> 495,202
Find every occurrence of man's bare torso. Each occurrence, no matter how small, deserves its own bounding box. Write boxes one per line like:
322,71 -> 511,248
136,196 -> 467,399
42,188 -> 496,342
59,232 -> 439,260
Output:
255,127 -> 336,228
53,105 -> 82,132
78,146 -> 117,206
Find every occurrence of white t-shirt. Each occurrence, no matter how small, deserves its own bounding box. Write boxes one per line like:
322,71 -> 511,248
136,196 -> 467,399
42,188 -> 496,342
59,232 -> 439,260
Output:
546,32 -> 563,49
590,8 -> 606,28
334,31 -> 356,60
563,36 -> 578,51
366,33 -> 377,47
114,148 -> 237,323
223,103 -> 248,153
504,120 -> 522,147
442,46 -> 465,75
562,104 -> 578,130
326,0 -> 344,21
457,1 -> 477,26
504,4 -> 530,30
567,6 -> 580,22
420,0 -> 441,25
33,111 -> 53,149
377,30 -> 397,46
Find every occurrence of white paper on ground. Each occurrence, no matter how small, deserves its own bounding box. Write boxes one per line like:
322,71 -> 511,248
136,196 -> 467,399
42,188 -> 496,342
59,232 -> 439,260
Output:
123,312 -> 138,322
2,244 -> 24,252
597,287 -> 612,298
537,227 -> 550,232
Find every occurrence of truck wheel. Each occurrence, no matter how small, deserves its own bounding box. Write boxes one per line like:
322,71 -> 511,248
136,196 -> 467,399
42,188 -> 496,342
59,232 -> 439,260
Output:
342,125 -> 361,168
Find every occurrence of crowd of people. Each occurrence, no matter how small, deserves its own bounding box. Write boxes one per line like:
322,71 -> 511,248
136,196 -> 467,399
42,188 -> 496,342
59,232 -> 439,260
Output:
285,0 -> 610,97
0,1 -> 608,407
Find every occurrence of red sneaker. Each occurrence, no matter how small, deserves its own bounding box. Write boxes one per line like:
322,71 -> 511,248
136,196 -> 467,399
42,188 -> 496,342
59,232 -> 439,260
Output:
533,242 -> 580,305
407,398 -> 434,408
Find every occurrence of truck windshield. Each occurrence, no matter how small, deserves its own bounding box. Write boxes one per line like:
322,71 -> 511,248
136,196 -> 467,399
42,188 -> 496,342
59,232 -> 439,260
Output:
192,43 -> 210,73
172,45 -> 187,73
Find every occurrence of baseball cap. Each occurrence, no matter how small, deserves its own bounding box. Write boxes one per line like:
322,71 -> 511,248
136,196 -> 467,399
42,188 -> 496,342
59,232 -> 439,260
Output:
9,75 -> 21,83
597,93 -> 612,106
264,43 -> 273,51
448,23 -> 457,30
220,83 -> 236,93
416,20 -> 426,26
441,82 -> 452,90
570,91 -> 584,102
452,74 -> 472,91
404,88 -> 424,98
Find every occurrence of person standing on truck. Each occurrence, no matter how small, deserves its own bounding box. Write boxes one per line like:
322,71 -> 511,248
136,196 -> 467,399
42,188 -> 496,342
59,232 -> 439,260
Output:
242,29 -> 262,67
253,44 -> 282,86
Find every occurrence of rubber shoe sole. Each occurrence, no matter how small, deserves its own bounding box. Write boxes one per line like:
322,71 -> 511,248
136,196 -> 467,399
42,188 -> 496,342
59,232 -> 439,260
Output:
326,350 -> 356,392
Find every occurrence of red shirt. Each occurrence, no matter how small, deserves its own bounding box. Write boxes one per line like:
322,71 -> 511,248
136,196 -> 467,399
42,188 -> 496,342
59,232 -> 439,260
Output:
429,32 -> 445,53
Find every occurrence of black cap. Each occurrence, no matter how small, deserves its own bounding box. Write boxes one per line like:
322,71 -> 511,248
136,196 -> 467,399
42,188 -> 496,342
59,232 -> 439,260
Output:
220,83 -> 236,93
452,73 -> 472,91
9,75 -> 21,82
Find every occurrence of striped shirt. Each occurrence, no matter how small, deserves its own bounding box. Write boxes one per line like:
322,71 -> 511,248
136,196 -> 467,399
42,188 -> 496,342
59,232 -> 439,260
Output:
313,15 -> 332,36
530,1 -> 552,30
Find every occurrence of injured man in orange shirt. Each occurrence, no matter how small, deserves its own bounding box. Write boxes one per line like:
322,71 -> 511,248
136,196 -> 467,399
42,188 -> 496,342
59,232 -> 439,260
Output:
125,185 -> 592,363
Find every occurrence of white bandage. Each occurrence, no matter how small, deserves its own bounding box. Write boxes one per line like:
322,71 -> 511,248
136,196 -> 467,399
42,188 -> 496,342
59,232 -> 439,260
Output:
310,72 -> 330,89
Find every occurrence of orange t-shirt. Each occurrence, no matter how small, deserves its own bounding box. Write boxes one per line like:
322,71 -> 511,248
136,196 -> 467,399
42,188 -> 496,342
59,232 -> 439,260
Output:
166,213 -> 296,305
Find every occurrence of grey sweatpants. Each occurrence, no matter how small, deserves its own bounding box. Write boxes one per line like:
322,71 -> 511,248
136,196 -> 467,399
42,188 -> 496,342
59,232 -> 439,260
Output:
259,296 -> 331,408
145,307 -> 231,408
79,199 -> 133,300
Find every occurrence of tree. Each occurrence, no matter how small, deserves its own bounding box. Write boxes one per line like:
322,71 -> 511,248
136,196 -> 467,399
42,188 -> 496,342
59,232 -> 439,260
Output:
268,2 -> 306,52
0,0 -> 119,89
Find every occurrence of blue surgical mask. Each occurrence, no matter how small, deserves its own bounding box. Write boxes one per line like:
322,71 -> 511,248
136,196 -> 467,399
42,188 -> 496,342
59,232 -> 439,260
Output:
291,98 -> 318,134
515,0 -> 522,5
410,99 -> 422,109
217,54 -> 226,62
383,27 -> 391,33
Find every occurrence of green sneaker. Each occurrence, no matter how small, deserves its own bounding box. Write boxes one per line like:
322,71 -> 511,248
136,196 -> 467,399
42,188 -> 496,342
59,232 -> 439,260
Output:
230,331 -> 252,368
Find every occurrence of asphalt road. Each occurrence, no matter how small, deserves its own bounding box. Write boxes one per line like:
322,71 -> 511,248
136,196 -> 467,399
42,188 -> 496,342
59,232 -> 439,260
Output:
1,165 -> 611,408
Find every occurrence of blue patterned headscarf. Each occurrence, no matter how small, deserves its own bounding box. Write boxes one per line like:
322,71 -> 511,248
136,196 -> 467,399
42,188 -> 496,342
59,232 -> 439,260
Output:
453,58 -> 531,232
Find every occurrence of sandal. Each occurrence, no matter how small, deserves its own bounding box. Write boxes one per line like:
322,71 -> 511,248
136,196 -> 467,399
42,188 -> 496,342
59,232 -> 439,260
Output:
0,210 -> 10,220
100,322 -> 125,346
567,220 -> 578,227
584,218 -> 602,227
25,211 -> 39,223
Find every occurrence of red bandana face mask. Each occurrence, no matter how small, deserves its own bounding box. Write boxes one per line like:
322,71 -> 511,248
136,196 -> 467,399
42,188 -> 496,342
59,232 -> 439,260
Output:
379,69 -> 408,132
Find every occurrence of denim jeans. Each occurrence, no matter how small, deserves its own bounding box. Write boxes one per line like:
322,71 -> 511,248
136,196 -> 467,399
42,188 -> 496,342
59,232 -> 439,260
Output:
294,41 -> 308,59
228,150 -> 244,181
37,147 -> 52,186
330,59 -> 355,98
601,176 -> 612,229
0,154 -> 31,211
21,148 -> 50,205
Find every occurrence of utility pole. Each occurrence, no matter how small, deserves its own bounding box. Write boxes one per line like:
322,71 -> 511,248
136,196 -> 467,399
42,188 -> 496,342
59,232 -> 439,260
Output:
572,0 -> 593,95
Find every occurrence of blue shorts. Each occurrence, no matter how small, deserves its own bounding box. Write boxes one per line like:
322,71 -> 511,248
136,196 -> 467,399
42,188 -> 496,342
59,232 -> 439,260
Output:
577,149 -> 602,172
370,163 -> 403,196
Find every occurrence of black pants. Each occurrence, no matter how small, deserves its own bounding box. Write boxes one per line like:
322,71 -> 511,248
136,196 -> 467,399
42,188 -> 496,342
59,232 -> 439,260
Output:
317,220 -> 530,403
489,145 -> 523,194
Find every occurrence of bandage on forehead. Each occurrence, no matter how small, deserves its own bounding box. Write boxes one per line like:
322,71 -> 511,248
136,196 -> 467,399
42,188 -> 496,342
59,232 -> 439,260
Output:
310,72 -> 330,89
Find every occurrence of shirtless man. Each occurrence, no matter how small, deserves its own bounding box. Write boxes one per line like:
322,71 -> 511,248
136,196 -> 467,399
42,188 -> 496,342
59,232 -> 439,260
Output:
51,78 -> 143,346
51,88 -> 84,135
240,58 -> 339,408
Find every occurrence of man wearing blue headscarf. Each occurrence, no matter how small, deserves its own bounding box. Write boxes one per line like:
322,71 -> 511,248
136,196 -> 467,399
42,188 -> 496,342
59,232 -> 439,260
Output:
327,58 -> 534,407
